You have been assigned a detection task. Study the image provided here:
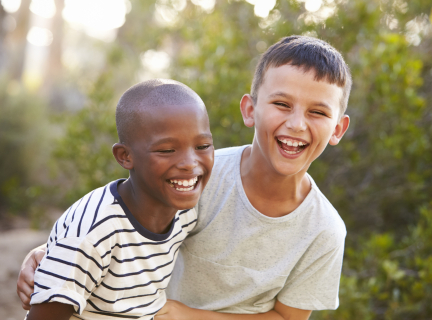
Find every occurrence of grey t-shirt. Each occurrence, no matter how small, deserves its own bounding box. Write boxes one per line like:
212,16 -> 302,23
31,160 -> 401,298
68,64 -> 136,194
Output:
167,146 -> 346,313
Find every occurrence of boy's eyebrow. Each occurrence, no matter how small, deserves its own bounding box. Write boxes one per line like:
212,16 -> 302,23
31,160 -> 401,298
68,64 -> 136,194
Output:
268,92 -> 333,112
152,134 -> 213,146
268,91 -> 293,100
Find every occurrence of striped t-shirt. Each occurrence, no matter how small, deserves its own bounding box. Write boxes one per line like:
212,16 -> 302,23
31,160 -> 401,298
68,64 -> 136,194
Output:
30,179 -> 197,320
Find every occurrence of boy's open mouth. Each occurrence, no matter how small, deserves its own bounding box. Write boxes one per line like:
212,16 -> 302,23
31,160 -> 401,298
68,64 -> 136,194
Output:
168,176 -> 199,192
277,138 -> 309,155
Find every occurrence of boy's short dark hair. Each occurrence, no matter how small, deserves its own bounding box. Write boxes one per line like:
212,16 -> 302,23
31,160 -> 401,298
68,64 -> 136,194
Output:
116,79 -> 204,144
251,36 -> 352,115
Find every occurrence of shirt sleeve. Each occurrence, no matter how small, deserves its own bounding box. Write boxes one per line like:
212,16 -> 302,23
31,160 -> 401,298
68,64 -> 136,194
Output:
276,242 -> 345,310
30,236 -> 105,314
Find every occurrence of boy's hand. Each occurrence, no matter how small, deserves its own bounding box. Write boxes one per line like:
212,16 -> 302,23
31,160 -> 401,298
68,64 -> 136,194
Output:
17,244 -> 46,310
156,300 -> 196,320
155,299 -> 311,320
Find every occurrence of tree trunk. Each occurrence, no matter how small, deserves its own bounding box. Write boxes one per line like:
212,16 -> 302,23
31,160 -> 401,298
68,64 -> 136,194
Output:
9,0 -> 32,81
45,0 -> 64,87
0,3 -> 6,72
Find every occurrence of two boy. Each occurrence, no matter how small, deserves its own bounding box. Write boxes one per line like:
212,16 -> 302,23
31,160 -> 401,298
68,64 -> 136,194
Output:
18,36 -> 351,320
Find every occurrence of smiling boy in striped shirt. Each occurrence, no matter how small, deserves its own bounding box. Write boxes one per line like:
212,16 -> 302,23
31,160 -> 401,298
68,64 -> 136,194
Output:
25,79 -> 214,320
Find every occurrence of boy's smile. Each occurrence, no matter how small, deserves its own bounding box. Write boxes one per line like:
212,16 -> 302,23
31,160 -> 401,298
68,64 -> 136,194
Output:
168,176 -> 199,191
241,64 -> 349,179
276,136 -> 309,156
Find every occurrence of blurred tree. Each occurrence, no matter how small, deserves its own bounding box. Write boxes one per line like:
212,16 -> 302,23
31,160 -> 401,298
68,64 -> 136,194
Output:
0,80 -> 51,224
8,0 -> 32,80
53,48 -> 129,203
44,0 -> 65,91
313,201 -> 432,320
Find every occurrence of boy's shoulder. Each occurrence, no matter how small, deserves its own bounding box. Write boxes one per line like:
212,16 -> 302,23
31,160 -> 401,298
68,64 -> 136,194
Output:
212,145 -> 248,170
215,145 -> 248,158
307,174 -> 346,240
49,180 -> 126,245
201,146 -> 246,187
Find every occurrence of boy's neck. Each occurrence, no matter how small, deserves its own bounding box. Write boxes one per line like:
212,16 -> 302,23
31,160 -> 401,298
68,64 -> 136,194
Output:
117,179 -> 178,234
240,146 -> 311,218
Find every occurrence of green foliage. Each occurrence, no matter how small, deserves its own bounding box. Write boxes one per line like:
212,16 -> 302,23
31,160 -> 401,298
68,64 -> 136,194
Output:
53,64 -> 128,203
313,202 -> 432,319
0,79 -> 51,218
312,32 -> 430,234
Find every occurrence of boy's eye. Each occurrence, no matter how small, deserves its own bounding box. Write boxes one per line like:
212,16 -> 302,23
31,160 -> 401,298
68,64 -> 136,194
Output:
311,111 -> 326,116
196,144 -> 212,150
158,149 -> 175,153
274,102 -> 290,108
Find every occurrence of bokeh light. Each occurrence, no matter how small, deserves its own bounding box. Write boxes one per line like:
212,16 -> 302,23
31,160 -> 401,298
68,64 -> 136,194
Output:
26,26 -> 53,46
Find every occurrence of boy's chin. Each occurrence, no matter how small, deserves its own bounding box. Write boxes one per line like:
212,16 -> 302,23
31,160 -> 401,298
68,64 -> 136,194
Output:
270,158 -> 310,177
168,194 -> 201,210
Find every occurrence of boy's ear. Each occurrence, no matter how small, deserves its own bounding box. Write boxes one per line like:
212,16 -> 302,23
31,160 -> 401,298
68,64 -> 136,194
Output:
112,143 -> 134,170
240,94 -> 255,128
329,115 -> 350,146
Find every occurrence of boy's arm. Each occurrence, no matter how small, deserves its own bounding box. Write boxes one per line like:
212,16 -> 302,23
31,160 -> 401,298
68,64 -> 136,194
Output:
155,300 -> 311,320
27,302 -> 74,320
19,247 -> 311,320
17,244 -> 47,310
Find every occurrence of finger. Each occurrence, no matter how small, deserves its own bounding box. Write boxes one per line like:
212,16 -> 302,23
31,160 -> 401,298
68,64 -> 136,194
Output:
21,302 -> 31,311
21,244 -> 47,270
17,277 -> 34,298
17,291 -> 31,310
17,267 -> 36,308
34,249 -> 46,265
21,266 -> 36,287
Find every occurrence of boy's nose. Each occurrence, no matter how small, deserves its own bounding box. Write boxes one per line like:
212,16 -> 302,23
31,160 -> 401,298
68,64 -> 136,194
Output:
177,150 -> 198,170
285,110 -> 307,132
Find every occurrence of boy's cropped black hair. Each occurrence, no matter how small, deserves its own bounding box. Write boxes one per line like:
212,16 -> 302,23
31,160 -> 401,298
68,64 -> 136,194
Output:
116,79 -> 205,144
251,36 -> 352,115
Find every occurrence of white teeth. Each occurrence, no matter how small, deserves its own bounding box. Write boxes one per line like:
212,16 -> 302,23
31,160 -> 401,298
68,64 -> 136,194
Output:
282,149 -> 301,155
170,177 -> 199,189
278,139 -> 307,147
175,186 -> 194,192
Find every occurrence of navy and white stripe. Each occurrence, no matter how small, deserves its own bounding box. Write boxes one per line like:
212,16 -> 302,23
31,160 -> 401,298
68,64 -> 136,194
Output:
31,179 -> 197,320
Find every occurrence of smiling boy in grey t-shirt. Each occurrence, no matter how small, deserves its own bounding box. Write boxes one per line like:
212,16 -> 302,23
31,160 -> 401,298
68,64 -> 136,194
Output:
160,35 -> 351,320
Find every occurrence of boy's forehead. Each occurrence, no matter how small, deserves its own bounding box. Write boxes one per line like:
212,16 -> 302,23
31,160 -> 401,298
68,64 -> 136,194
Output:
264,64 -> 342,90
132,102 -> 209,136
263,64 -> 316,84
135,101 -> 206,118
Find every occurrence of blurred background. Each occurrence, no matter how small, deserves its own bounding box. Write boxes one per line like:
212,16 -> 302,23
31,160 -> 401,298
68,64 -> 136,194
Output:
0,0 -> 431,319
